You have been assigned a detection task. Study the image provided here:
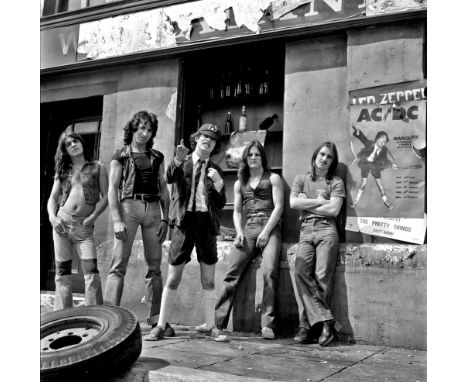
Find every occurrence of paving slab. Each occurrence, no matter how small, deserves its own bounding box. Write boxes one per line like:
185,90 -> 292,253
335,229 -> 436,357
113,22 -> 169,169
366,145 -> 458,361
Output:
104,326 -> 427,382
199,353 -> 350,382
259,343 -> 385,364
149,366 -> 286,382
323,359 -> 426,382
365,347 -> 426,364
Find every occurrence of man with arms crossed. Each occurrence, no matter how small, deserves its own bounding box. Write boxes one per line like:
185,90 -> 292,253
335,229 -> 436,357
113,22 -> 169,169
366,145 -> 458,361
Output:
290,141 -> 345,346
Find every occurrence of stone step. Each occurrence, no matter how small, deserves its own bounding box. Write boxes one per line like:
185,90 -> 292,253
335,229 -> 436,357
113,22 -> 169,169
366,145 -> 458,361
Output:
148,366 -> 286,382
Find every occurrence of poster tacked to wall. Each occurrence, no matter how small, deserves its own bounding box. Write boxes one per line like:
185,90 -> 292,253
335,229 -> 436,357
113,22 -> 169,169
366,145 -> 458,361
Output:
346,80 -> 426,244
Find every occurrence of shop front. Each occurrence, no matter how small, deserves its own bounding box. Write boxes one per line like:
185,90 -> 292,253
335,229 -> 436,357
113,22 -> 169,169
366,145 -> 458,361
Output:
41,0 -> 427,349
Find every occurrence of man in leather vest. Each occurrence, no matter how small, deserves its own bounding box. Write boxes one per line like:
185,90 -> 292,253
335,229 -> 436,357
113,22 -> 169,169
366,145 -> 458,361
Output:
104,111 -> 172,335
47,130 -> 108,310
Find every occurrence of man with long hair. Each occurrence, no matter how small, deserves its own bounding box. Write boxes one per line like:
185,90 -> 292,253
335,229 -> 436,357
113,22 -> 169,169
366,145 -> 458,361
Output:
47,130 -> 109,310
104,111 -> 172,336
195,140 -> 284,340
290,142 -> 345,346
145,123 -> 227,341
351,125 -> 398,209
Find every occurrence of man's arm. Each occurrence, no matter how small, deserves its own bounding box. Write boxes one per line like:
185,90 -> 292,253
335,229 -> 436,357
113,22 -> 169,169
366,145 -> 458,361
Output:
232,180 -> 244,247
83,163 -> 109,227
290,191 -> 329,211
157,159 -> 170,243
47,176 -> 66,236
256,173 -> 284,249
159,159 -> 170,220
207,164 -> 226,210
309,196 -> 343,217
108,160 -> 127,241
167,139 -> 189,184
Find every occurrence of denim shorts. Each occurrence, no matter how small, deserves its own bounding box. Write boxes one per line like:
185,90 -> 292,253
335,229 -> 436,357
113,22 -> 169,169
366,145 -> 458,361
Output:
52,209 -> 96,262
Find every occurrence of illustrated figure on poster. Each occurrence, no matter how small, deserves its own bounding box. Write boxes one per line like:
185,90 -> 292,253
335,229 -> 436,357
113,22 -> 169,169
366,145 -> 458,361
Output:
350,125 -> 398,209
47,130 -> 109,310
145,123 -> 228,342
195,140 -> 284,341
104,111 -> 173,336
290,141 -> 345,346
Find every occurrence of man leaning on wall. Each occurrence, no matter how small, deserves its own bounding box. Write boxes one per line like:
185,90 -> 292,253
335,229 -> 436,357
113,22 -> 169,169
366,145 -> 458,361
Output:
290,141 -> 345,346
103,110 -> 173,336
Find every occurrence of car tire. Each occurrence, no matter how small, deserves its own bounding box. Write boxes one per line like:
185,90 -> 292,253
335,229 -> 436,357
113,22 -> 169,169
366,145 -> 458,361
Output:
40,305 -> 142,381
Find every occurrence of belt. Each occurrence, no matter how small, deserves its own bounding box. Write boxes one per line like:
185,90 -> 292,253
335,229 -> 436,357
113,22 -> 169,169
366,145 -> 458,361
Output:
302,216 -> 329,223
247,213 -> 270,219
132,194 -> 158,202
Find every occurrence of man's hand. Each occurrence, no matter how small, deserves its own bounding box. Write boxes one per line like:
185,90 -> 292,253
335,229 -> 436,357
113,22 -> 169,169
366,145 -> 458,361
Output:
298,193 -> 307,199
233,232 -> 245,248
207,168 -> 222,183
158,221 -> 168,244
51,216 -> 67,237
175,139 -> 189,161
256,229 -> 270,249
208,168 -> 223,192
114,221 -> 128,241
83,215 -> 96,228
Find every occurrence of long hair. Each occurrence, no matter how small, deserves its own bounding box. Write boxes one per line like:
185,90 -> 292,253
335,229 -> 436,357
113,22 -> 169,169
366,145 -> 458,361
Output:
54,131 -> 91,183
310,141 -> 339,182
123,111 -> 158,149
188,131 -> 221,156
238,140 -> 269,185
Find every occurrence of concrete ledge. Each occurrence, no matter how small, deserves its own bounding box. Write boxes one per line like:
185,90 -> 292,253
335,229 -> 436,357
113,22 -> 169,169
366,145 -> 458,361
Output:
149,366 -> 286,382
90,240 -> 426,349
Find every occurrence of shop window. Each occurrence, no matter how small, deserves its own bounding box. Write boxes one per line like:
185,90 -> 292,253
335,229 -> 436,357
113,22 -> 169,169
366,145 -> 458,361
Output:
182,41 -> 285,229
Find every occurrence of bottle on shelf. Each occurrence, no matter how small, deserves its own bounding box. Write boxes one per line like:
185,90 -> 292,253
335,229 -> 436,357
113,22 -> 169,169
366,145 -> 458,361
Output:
208,72 -> 215,100
239,105 -> 247,132
234,68 -> 243,97
259,68 -> 270,95
244,67 -> 252,95
219,73 -> 225,99
224,111 -> 233,134
225,71 -> 232,98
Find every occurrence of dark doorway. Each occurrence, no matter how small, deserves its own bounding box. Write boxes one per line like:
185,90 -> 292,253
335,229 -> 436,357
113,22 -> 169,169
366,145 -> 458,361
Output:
40,96 -> 103,291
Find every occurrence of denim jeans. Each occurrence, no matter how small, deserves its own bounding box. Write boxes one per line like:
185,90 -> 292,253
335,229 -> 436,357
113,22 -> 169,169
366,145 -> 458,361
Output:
52,209 -> 103,310
104,199 -> 163,324
295,218 -> 339,329
215,217 -> 281,329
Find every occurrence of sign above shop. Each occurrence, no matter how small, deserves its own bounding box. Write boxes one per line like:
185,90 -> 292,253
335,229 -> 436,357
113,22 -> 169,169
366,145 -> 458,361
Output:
41,0 -> 426,69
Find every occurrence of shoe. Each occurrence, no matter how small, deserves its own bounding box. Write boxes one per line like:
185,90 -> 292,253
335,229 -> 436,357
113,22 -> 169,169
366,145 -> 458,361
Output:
261,327 -> 275,340
383,200 -> 394,209
195,323 -> 207,333
164,323 -> 175,337
294,327 -> 313,344
144,325 -> 165,341
206,326 -> 229,342
318,321 -> 334,346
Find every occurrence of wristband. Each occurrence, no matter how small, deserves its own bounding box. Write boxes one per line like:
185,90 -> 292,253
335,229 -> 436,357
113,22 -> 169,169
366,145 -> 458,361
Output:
161,219 -> 168,224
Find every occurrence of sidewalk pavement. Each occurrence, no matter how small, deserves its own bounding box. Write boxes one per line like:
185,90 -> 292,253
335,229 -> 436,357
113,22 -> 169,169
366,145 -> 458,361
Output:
109,323 -> 426,382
